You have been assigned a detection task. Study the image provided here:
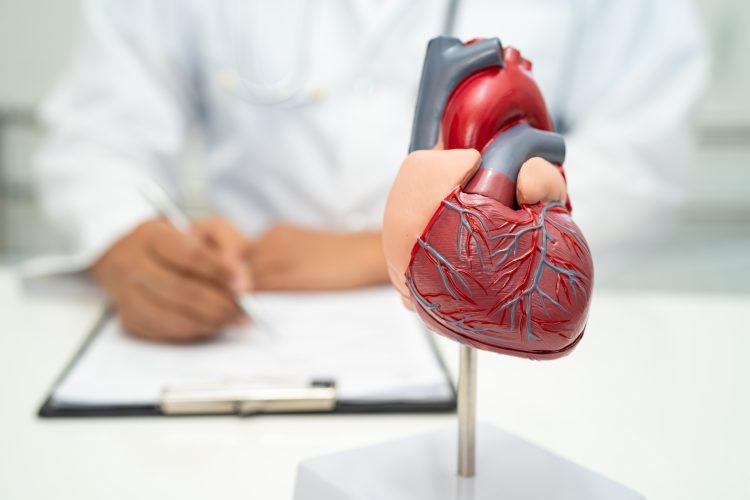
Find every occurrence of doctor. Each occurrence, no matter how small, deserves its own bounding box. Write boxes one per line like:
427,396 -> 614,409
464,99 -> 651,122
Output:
34,0 -> 707,342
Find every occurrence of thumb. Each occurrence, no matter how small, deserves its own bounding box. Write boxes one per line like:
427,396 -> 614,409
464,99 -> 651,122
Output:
193,217 -> 254,292
516,157 -> 567,206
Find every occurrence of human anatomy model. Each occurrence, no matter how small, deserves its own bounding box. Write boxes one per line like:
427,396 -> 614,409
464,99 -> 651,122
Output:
383,37 -> 593,360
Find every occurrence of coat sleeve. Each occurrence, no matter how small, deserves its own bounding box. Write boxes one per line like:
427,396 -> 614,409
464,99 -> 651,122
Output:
33,0 -> 200,264
558,0 -> 709,265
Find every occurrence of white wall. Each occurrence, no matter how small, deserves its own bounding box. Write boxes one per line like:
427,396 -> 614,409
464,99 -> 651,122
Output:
697,0 -> 750,126
689,0 -> 750,219
0,0 -> 81,107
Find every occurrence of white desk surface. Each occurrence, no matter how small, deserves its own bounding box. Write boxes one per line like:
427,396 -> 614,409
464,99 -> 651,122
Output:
1,268 -> 748,500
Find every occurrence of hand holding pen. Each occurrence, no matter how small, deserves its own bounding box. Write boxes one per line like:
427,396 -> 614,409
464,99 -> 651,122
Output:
92,181 -> 388,342
90,183 -> 252,342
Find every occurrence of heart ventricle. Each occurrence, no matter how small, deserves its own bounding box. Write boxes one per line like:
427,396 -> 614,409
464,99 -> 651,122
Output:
406,187 -> 593,360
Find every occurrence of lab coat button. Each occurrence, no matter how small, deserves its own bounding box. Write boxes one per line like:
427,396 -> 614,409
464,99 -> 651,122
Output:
216,70 -> 239,94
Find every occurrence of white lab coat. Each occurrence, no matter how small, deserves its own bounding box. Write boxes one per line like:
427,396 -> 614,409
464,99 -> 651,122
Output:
34,0 -> 708,275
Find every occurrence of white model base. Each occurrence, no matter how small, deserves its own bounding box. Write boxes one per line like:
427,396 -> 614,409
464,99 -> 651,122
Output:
293,423 -> 644,500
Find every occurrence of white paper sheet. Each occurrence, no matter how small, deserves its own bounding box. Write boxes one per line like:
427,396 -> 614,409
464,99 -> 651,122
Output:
51,287 -> 453,407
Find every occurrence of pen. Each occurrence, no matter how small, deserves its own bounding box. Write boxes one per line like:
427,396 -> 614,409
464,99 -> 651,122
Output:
139,181 -> 275,336
139,181 -> 192,233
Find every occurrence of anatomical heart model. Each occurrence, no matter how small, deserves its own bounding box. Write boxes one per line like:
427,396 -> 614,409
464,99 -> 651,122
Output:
294,39 -> 639,500
384,37 -> 594,360
293,38 -> 644,500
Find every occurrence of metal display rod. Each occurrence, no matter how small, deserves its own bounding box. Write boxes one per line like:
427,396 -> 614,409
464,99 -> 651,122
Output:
457,344 -> 477,477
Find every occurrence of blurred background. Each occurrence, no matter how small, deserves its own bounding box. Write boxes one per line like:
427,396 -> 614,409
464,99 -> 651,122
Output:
0,0 -> 748,292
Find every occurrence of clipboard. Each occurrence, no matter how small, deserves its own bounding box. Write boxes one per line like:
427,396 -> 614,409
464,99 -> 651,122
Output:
38,294 -> 458,418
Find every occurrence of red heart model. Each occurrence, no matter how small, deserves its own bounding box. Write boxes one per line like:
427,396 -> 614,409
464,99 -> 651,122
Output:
405,38 -> 593,360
